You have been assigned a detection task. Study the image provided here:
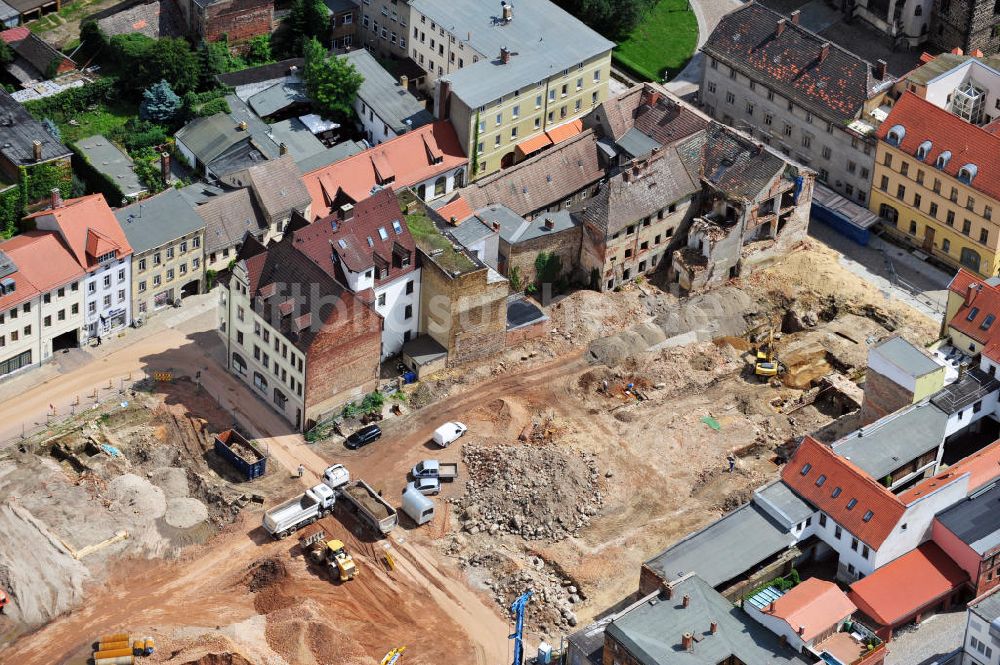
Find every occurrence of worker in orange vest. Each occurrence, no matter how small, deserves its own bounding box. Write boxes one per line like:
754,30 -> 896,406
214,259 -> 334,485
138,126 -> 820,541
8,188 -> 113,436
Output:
0,589 -> 8,613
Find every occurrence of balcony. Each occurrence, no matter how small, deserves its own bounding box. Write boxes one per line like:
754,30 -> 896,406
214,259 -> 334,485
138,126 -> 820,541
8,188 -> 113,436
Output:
811,620 -> 885,665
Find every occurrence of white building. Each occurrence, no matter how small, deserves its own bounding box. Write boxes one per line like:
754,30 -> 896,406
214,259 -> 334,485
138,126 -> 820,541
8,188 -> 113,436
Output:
340,49 -> 434,146
962,588 -> 1000,665
25,193 -> 134,341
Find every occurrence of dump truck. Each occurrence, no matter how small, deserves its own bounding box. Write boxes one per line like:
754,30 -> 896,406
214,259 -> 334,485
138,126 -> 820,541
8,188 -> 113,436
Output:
411,459 -> 458,481
263,484 -> 337,539
338,480 -> 398,535
214,429 -> 267,480
303,530 -> 357,582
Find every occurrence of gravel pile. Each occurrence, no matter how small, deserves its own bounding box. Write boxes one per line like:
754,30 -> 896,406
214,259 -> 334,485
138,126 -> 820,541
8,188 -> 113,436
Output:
164,497 -> 209,529
108,473 -> 167,519
455,443 -> 603,542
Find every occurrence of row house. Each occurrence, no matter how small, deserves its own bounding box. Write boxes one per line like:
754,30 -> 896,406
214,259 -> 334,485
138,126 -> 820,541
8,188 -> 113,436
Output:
701,3 -> 893,206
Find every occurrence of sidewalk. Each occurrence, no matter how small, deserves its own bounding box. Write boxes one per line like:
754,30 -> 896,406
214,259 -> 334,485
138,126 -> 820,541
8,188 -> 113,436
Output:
665,0 -> 741,96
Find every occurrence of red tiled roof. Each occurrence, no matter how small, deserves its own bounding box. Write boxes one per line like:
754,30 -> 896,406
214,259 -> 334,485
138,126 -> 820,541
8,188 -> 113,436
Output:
782,436 -> 906,549
546,119 -> 584,144
848,542 -> 968,626
292,187 -> 415,288
763,578 -> 857,641
437,196 -> 474,224
514,133 -> 553,160
945,268 -> 1000,345
0,27 -> 29,44
302,121 -> 467,219
901,438 -> 1000,504
24,195 -> 133,272
0,231 -> 86,311
877,92 -> 1000,203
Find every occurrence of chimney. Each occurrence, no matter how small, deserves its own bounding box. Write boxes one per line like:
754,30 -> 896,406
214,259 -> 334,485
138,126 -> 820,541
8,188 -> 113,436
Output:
973,48 -> 985,58
966,283 -> 980,306
710,621 -> 718,635
492,220 -> 501,232
646,90 -> 661,107
50,187 -> 62,209
437,79 -> 452,120
160,152 -> 170,183
682,594 -> 690,608
874,59 -> 887,80
776,18 -> 786,37
681,632 -> 693,650
768,601 -> 775,612
798,625 -> 805,636
500,47 -> 511,65
238,120 -> 248,131
543,217 -> 554,230
32,140 -> 42,162
952,47 -> 964,55
502,2 -> 512,21
339,203 -> 354,221
279,143 -> 288,157
959,362 -> 968,381
819,42 -> 831,63
400,74 -> 409,89
790,9 -> 801,24
449,216 -> 460,226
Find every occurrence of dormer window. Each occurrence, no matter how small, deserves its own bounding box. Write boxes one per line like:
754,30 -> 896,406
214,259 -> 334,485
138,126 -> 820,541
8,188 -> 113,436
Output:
96,251 -> 116,264
392,220 -> 403,234
831,487 -> 842,498
916,140 -> 932,160
886,124 -> 905,146
936,150 -> 952,169
958,164 -> 978,184
846,498 -> 858,510
815,474 -> 827,487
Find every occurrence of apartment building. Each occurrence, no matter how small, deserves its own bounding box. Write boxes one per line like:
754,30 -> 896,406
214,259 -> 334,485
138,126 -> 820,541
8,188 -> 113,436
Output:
357,0 -> 409,61
340,48 -> 433,145
0,232 -> 84,379
219,155 -> 311,243
872,92 -> 1000,277
114,189 -> 206,318
25,194 -> 133,340
220,234 -> 382,430
701,3 -> 894,206
291,188 -> 420,359
959,587 -> 1000,665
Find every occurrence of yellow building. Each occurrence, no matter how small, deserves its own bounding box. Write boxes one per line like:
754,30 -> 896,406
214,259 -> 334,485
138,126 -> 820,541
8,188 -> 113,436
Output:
871,92 -> 1000,278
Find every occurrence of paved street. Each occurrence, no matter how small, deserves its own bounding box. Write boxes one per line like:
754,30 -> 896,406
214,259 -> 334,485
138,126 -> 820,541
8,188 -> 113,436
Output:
809,217 -> 952,322
885,610 -> 965,665
665,0 -> 741,97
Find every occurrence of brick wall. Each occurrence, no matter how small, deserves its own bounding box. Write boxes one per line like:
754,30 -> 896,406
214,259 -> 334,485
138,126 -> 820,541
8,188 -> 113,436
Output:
860,368 -> 916,426
503,224 -> 581,286
505,317 -> 549,347
203,0 -> 273,44
603,635 -> 644,665
303,301 -> 382,429
638,564 -> 664,596
932,0 -> 1000,55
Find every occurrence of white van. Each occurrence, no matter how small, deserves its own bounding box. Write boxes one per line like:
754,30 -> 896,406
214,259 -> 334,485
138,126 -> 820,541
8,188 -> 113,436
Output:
432,422 -> 468,448
401,486 -> 435,525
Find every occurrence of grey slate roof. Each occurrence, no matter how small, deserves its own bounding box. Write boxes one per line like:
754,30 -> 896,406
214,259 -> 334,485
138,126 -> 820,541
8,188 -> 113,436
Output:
191,188 -> 265,254
0,87 -> 71,168
702,2 -> 893,124
175,95 -> 281,175
247,79 -> 308,118
341,49 -> 433,135
295,139 -> 366,173
449,216 -> 494,249
871,336 -> 942,379
616,128 -> 662,159
268,118 -> 326,163
678,123 -> 787,201
114,188 -> 205,254
11,32 -> 72,79
936,482 -> 1000,556
832,401 -> 949,479
413,0 -> 614,109
970,587 -> 1000,623
323,0 -> 356,12
74,135 -> 146,199
216,59 -> 304,88
476,204 -> 577,245
0,0 -> 17,20
753,480 -> 815,530
606,575 -> 811,665
221,154 -> 311,221
643,502 -> 796,588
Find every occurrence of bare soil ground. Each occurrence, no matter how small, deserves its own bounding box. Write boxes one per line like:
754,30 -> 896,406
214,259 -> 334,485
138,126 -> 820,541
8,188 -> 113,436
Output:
0,240 -> 940,662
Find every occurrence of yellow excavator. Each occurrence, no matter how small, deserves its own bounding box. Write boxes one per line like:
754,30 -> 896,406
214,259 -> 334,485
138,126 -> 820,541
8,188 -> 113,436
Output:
753,329 -> 780,378
304,531 -> 357,582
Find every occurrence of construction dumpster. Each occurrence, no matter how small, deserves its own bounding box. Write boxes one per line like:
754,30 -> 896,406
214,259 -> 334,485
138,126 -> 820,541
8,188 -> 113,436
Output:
214,429 -> 267,480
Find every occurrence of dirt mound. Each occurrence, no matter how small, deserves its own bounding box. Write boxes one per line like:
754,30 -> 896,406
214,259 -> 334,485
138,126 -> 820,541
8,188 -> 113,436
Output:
182,655 -> 254,665
107,473 -> 167,519
264,600 -> 368,665
457,443 -> 603,542
245,557 -> 286,592
164,497 -> 209,529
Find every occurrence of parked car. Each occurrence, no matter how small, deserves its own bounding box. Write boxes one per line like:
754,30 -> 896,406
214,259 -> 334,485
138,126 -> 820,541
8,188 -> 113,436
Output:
433,422 -> 467,447
406,477 -> 441,496
345,424 -> 382,449
410,459 -> 458,481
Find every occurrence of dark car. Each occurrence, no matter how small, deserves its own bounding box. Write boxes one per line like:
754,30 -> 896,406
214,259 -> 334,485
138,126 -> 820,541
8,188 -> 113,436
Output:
345,424 -> 382,449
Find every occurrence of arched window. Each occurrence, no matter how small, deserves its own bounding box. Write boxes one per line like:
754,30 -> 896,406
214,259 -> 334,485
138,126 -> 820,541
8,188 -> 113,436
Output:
879,203 -> 899,225
958,164 -> 978,184
434,176 -> 447,197
961,247 -> 982,272
232,352 -> 247,376
914,4 -> 923,15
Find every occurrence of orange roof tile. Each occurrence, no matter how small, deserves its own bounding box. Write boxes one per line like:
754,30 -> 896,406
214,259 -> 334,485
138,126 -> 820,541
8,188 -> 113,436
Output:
302,121 -> 467,219
782,436 -> 906,549
901,438 -> 1000,504
546,119 -> 584,144
946,269 -> 1000,344
514,133 -> 553,160
24,195 -> 133,272
0,27 -> 29,44
437,196 -> 474,224
848,542 -> 968,626
763,578 -> 857,641
0,231 -> 85,311
878,93 -> 1000,203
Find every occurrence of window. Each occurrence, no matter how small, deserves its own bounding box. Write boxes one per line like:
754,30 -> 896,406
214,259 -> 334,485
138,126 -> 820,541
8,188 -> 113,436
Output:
879,175 -> 889,191
406,280 -> 414,295
947,210 -> 955,226
512,104 -> 519,119
103,295 -> 111,308
943,238 -> 951,253
930,202 -> 938,218
851,537 -> 859,551
884,153 -> 893,167
404,304 -> 412,319
103,275 -> 111,288
745,101 -> 754,115
963,219 -> 972,235
914,193 -> 922,209
815,474 -> 826,486
900,162 -> 909,177
801,135 -> 811,148
863,510 -> 874,522
783,123 -> 792,137
764,113 -> 773,126
57,309 -> 64,321
822,146 -> 831,159
819,513 -> 827,527
896,184 -> 906,199
44,315 -> 50,327
253,372 -> 267,392
981,229 -> 990,244
800,463 -> 812,475
377,293 -> 386,306
726,92 -> 735,104
846,498 -> 858,510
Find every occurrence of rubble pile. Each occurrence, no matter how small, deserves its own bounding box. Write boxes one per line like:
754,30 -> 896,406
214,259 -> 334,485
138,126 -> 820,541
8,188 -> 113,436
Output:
455,443 -> 604,542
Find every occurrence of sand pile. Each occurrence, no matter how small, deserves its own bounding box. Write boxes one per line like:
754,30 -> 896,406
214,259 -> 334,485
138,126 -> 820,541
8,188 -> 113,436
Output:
165,497 -> 209,529
150,467 -> 189,499
108,474 -> 167,519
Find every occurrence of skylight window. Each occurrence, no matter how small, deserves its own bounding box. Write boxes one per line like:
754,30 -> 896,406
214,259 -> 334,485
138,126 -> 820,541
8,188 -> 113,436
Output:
337,239 -> 347,249
846,498 -> 858,510
815,474 -> 827,487
982,314 -> 995,330
967,306 -> 980,321
863,510 -> 874,522
367,236 -> 374,247
392,220 -> 403,234
831,487 -> 842,498
801,463 -> 812,476
378,227 -> 389,241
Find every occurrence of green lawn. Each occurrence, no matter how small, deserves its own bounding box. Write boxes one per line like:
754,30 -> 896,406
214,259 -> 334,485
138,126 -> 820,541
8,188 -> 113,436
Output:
55,100 -> 136,144
614,0 -> 699,82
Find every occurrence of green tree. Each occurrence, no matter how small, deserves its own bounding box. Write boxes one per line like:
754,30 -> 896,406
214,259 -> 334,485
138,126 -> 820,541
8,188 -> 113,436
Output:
553,0 -> 655,40
139,79 -> 182,122
302,38 -> 363,121
245,34 -> 273,66
0,39 -> 13,66
287,0 -> 330,53
110,35 -> 201,95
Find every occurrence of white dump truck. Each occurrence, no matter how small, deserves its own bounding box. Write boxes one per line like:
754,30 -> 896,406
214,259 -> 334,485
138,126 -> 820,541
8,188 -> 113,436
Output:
263,484 -> 337,539
322,463 -> 350,490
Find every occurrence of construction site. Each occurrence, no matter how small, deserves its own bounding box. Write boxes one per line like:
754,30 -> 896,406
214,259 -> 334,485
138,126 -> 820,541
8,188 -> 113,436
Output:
0,238 -> 941,664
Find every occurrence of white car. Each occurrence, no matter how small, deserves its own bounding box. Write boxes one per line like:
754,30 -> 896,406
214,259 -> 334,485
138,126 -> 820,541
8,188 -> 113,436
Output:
432,421 -> 468,447
407,477 -> 441,496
